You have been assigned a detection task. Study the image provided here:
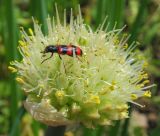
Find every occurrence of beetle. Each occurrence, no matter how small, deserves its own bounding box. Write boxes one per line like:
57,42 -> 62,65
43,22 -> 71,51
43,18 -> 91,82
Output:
41,44 -> 83,64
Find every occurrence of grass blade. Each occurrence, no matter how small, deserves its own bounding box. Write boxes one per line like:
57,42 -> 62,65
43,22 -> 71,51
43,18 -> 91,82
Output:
95,0 -> 125,30
106,0 -> 125,30
30,0 -> 48,34
128,0 -> 149,44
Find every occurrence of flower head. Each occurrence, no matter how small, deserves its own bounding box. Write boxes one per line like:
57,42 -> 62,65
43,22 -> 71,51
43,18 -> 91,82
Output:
10,7 -> 153,128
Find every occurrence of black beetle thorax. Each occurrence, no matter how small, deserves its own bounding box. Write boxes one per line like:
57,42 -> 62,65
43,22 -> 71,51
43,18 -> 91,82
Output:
46,45 -> 58,53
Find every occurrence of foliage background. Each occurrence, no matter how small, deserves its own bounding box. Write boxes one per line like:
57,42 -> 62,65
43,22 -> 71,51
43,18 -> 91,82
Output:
0,0 -> 160,136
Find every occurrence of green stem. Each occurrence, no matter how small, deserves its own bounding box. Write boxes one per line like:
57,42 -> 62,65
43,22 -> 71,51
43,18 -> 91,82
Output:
83,126 -> 103,136
9,107 -> 25,136
32,120 -> 41,136
109,121 -> 121,136
45,126 -> 66,136
4,0 -> 19,135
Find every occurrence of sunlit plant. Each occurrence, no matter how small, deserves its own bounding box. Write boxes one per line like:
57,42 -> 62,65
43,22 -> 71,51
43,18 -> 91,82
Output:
8,7 -> 153,128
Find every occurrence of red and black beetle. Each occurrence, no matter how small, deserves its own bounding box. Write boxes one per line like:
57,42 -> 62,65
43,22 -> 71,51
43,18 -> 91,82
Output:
41,44 -> 83,64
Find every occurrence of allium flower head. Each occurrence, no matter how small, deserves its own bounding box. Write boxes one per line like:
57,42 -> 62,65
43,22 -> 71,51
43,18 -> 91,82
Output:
9,7 -> 153,128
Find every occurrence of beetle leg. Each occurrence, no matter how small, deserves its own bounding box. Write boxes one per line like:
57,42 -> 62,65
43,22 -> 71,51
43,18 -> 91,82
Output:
59,55 -> 66,74
41,53 -> 53,64
58,54 -> 62,60
76,56 -> 82,62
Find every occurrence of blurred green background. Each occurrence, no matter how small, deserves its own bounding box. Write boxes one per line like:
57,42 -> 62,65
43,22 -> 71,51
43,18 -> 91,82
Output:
0,0 -> 160,136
